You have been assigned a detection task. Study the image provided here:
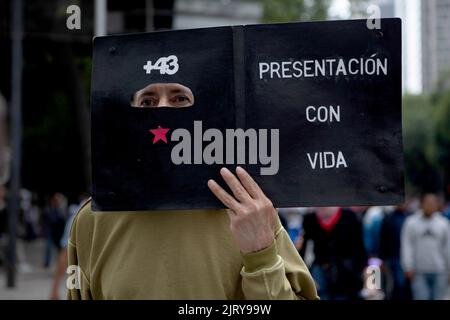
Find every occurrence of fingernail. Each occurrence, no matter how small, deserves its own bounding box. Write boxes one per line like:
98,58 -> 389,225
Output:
236,166 -> 243,172
220,167 -> 228,174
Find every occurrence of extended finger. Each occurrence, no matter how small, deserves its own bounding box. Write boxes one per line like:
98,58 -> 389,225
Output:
207,179 -> 242,212
235,166 -> 264,199
219,167 -> 252,203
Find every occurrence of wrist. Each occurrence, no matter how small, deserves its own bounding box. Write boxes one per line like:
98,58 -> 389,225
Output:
240,233 -> 274,254
241,240 -> 278,273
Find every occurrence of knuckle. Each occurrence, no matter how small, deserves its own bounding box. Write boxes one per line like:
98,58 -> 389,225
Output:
235,189 -> 244,199
261,198 -> 273,209
248,203 -> 259,213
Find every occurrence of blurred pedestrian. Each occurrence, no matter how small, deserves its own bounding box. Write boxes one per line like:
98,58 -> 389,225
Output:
42,192 -> 67,268
49,193 -> 89,300
363,206 -> 393,258
21,189 -> 40,241
401,193 -> 450,300
278,207 -> 309,244
379,203 -> 412,300
300,207 -> 367,300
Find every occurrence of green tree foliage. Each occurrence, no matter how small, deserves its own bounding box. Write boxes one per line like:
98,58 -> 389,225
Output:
402,73 -> 450,197
402,94 -> 440,194
432,73 -> 450,197
261,0 -> 330,23
434,92 -> 450,169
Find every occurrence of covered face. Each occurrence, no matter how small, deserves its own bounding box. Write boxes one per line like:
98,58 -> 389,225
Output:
131,83 -> 194,108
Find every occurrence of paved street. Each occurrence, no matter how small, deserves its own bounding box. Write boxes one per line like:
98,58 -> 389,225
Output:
0,239 -> 66,300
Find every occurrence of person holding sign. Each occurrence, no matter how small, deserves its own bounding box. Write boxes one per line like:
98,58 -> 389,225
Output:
66,167 -> 318,300
70,18 -> 404,300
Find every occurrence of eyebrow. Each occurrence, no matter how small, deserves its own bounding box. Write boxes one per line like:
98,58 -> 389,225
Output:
169,88 -> 191,95
138,91 -> 158,97
138,88 -> 188,96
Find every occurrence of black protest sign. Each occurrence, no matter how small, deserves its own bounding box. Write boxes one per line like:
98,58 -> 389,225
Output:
91,18 -> 404,211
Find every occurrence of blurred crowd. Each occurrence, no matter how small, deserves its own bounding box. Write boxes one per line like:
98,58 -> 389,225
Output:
280,194 -> 450,300
1,187 -> 449,300
0,189 -> 87,299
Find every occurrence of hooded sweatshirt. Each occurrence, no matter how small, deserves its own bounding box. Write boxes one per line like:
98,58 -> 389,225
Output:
401,211 -> 450,273
67,199 -> 318,300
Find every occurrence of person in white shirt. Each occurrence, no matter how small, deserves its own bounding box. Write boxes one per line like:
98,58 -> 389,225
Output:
401,193 -> 450,300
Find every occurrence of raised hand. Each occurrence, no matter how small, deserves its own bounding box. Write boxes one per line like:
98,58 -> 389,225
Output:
207,166 -> 277,254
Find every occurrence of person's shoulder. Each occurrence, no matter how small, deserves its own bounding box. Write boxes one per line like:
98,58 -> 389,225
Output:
404,211 -> 421,226
434,212 -> 450,225
75,197 -> 94,220
68,197 -> 95,244
363,206 -> 385,224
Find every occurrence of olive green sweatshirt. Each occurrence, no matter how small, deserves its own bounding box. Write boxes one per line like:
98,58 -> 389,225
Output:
67,199 -> 318,300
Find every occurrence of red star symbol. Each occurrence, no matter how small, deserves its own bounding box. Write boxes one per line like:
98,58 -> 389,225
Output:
149,126 -> 170,144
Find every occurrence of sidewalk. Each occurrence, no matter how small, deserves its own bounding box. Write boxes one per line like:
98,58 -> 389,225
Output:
0,239 -> 66,300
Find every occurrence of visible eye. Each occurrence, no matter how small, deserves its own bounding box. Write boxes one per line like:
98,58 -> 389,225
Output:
176,96 -> 188,102
139,98 -> 157,108
171,95 -> 191,107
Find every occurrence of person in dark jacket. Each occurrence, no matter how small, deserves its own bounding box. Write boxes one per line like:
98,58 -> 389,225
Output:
379,204 -> 412,300
300,207 -> 367,300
